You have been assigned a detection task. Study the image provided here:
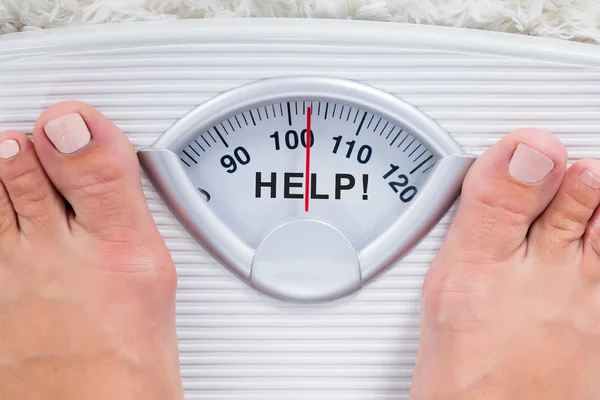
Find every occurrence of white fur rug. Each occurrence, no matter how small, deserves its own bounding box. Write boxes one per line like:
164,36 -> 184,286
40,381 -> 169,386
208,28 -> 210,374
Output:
0,0 -> 599,44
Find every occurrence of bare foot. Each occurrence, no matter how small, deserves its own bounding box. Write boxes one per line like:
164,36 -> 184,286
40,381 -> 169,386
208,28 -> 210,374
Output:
410,129 -> 600,399
0,102 -> 183,399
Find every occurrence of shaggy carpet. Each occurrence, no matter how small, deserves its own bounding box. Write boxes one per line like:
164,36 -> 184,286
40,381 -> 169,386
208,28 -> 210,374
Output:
0,0 -> 599,44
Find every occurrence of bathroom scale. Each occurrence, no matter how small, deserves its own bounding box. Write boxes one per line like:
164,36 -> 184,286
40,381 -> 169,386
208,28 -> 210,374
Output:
1,18 -> 599,399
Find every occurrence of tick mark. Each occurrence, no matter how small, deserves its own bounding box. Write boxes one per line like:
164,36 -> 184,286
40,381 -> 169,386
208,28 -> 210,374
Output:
332,104 -> 337,117
379,121 -> 389,135
373,118 -> 382,132
414,149 -> 428,162
411,155 -> 434,174
272,104 -> 276,117
404,138 -> 416,152
409,144 -> 422,157
353,109 -> 360,123
398,133 -> 409,148
227,119 -> 235,132
249,110 -> 256,126
390,131 -> 401,146
318,102 -> 322,116
201,135 -> 211,147
391,128 -> 404,140
256,108 -> 262,121
422,162 -> 436,174
242,113 -> 248,126
339,105 -> 345,119
385,124 -> 395,138
386,127 -> 395,140
286,102 -> 292,126
180,158 -> 191,167
189,144 -> 200,157
206,131 -> 216,143
194,139 -> 205,152
366,114 -> 375,129
346,107 -> 352,121
220,123 -> 229,135
214,127 -> 229,148
182,150 -> 198,164
235,116 -> 242,128
295,101 -> 298,115
355,112 -> 367,136
303,101 -> 306,115
324,103 -> 329,120
280,103 -> 284,117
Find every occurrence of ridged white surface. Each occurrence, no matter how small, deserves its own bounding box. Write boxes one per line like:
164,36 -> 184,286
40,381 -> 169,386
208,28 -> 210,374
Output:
1,19 -> 600,399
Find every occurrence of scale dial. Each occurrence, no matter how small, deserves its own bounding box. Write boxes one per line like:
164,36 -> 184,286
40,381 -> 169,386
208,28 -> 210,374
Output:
180,100 -> 436,251
138,77 -> 476,302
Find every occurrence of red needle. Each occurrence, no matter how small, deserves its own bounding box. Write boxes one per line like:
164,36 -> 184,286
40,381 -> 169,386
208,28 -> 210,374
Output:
304,107 -> 312,212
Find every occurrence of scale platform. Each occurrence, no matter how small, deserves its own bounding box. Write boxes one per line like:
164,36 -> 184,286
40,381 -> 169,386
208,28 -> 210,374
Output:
1,18 -> 600,399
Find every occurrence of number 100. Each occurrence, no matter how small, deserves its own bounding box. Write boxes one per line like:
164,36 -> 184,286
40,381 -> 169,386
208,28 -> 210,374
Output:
270,130 -> 315,150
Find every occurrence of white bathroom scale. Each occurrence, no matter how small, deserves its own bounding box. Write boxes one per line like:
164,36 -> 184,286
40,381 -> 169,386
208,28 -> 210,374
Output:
1,18 -> 600,399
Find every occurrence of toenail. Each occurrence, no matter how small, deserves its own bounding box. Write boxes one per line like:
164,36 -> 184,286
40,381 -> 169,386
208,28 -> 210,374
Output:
43,113 -> 91,154
581,169 -> 600,190
508,143 -> 555,184
0,139 -> 20,159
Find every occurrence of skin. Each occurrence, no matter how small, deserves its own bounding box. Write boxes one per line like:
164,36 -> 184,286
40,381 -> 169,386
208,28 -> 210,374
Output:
0,102 -> 183,399
0,102 -> 598,398
410,129 -> 600,399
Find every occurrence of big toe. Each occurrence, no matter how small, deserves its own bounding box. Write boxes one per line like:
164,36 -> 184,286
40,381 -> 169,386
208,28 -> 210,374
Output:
441,128 -> 567,263
32,102 -> 155,239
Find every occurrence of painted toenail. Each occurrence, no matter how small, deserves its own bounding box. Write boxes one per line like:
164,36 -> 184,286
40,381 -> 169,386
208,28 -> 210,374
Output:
43,113 -> 91,154
581,169 -> 600,190
508,143 -> 555,184
0,140 -> 20,159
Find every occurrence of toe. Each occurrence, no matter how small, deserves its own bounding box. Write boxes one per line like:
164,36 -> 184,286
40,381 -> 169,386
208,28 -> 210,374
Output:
583,195 -> 600,267
529,160 -> 600,256
441,128 -> 567,263
0,132 -> 65,238
32,101 -> 154,239
0,141 -> 17,238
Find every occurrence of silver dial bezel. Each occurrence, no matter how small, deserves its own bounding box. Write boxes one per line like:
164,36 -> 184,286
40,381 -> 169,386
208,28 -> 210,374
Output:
138,76 -> 477,299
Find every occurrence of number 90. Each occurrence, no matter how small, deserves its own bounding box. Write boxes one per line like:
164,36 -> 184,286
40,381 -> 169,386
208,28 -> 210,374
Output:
220,146 -> 251,173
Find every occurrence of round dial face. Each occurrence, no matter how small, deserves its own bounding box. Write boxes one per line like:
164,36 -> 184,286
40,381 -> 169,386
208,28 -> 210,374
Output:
178,101 -> 437,251
139,77 -> 476,302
